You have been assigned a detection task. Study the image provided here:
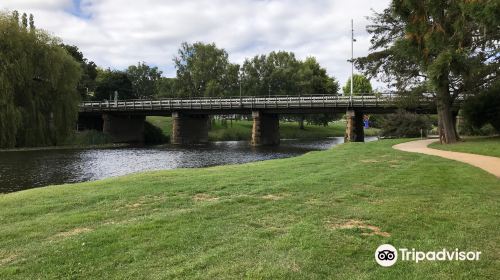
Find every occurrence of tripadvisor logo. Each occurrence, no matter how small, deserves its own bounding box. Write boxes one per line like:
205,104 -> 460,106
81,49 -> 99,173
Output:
375,244 -> 481,267
375,244 -> 397,267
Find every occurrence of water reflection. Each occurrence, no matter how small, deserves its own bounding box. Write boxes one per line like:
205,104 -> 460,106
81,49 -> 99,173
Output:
0,137 -> 376,193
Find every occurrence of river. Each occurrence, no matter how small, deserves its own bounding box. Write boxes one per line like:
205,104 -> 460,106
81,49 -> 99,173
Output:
0,137 -> 377,193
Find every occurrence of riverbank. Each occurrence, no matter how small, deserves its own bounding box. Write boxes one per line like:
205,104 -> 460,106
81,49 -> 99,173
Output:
428,136 -> 500,157
0,139 -> 498,279
0,130 -> 127,153
0,117 -> 378,152
147,116 -> 380,141
0,143 -> 129,153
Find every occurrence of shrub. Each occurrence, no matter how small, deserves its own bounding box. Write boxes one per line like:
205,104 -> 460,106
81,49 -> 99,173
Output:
462,82 -> 500,133
380,110 -> 432,138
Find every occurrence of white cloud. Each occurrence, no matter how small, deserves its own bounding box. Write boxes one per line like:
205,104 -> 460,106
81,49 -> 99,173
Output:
1,0 -> 391,91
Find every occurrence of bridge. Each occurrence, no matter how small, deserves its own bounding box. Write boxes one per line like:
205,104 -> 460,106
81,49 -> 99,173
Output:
78,95 -> 437,145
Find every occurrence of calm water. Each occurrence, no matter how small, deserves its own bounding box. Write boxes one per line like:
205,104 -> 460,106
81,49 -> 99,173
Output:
0,137 -> 376,193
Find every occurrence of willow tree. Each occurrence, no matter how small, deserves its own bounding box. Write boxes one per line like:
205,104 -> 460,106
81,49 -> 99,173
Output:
357,0 -> 499,143
0,12 -> 81,148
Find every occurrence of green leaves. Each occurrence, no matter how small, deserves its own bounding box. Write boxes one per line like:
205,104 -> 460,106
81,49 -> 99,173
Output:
342,74 -> 373,95
174,42 -> 239,98
242,52 -> 338,96
0,11 -> 81,148
126,62 -> 162,99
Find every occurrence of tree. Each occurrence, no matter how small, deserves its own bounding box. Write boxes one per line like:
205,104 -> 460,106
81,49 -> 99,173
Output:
94,69 -> 134,100
342,74 -> 373,95
0,11 -> 82,148
126,62 -> 162,99
156,77 -> 178,98
298,57 -> 340,128
357,1 -> 499,143
242,51 -> 301,96
299,57 -> 339,95
61,44 -> 98,100
174,42 -> 239,98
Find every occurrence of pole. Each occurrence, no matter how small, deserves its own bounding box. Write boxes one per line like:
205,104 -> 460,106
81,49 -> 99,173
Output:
239,71 -> 242,105
350,19 -> 354,101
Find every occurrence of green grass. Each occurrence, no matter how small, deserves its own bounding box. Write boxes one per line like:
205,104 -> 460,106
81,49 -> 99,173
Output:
146,116 -> 173,137
147,116 -> 379,141
0,140 -> 499,279
429,136 -> 500,157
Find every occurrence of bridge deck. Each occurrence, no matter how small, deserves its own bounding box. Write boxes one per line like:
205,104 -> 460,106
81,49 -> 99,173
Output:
79,95 -> 437,115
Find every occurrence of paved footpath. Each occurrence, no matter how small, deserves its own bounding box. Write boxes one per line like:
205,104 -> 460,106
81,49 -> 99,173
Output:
393,139 -> 500,178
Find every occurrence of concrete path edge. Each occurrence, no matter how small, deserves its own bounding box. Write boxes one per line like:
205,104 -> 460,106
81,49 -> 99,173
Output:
393,139 -> 500,178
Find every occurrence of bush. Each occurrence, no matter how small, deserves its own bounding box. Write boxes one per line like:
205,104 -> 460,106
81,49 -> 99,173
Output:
380,110 -> 432,138
459,121 -> 497,136
462,82 -> 500,133
144,121 -> 169,144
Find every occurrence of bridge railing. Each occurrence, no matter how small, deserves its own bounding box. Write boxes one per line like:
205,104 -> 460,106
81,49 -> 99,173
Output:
79,94 -> 436,112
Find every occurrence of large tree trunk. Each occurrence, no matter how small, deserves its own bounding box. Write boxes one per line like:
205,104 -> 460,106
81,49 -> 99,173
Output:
436,83 -> 459,144
452,111 -> 460,141
298,116 -> 305,130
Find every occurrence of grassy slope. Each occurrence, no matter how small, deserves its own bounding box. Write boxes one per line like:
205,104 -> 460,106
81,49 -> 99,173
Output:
146,116 -> 173,137
147,116 -> 379,141
429,136 -> 500,157
1,140 -> 499,279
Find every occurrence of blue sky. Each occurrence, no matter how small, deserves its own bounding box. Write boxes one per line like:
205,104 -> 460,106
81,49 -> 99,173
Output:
1,0 -> 391,91
65,0 -> 90,19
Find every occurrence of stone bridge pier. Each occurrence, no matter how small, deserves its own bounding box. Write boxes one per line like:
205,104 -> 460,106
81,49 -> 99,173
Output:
344,109 -> 364,142
103,114 -> 145,143
171,112 -> 209,145
251,111 -> 280,146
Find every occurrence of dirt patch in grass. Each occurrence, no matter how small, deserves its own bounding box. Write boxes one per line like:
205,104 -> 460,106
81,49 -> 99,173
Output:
193,193 -> 219,202
327,219 -> 390,237
360,159 -> 379,163
0,252 -> 19,267
262,194 -> 285,200
127,203 -> 143,209
53,227 -> 92,238
288,260 -> 301,272
122,195 -> 167,210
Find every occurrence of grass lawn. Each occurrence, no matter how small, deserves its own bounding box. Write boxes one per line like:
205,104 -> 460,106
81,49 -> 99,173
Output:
146,116 -> 173,137
429,136 -> 500,157
0,139 -> 499,279
146,116 -> 379,141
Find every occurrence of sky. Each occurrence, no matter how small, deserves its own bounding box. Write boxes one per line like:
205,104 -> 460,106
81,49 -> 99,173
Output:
1,0 -> 391,92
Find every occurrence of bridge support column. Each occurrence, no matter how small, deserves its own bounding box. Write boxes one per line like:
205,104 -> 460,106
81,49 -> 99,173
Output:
103,114 -> 145,143
171,112 -> 209,145
344,110 -> 364,142
251,111 -> 280,146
